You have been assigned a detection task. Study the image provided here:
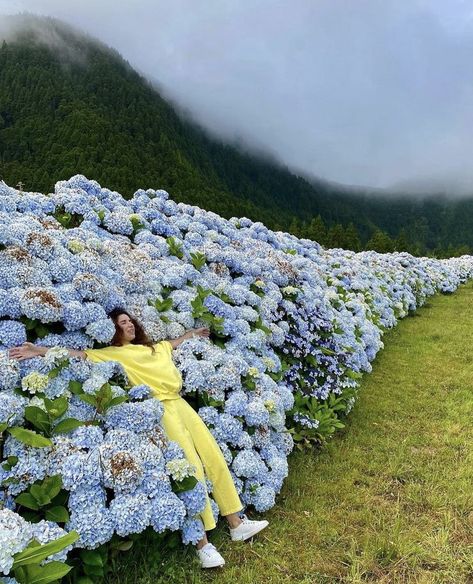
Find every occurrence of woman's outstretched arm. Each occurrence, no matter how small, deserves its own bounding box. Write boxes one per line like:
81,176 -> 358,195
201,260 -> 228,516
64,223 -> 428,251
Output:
167,327 -> 210,350
9,342 -> 86,361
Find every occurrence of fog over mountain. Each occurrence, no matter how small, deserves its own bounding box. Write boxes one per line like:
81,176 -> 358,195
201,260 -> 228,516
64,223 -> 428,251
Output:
1,0 -> 473,195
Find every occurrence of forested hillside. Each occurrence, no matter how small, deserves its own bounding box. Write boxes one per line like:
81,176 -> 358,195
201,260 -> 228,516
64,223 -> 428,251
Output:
1,15 -> 473,256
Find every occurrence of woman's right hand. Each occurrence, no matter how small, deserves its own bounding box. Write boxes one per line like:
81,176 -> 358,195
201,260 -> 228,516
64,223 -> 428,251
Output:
191,327 -> 211,339
8,342 -> 41,361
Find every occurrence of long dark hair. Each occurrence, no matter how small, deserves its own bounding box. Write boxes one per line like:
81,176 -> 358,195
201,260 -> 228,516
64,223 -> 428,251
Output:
109,309 -> 155,352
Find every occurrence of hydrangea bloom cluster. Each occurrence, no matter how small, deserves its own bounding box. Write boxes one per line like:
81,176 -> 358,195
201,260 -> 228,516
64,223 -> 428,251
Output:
0,175 -> 472,576
0,509 -> 72,576
0,509 -> 33,575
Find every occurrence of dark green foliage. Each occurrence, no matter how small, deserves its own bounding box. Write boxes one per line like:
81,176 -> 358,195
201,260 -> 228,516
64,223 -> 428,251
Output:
11,531 -> 79,584
304,215 -> 327,244
365,230 -> 396,253
1,15 -> 472,256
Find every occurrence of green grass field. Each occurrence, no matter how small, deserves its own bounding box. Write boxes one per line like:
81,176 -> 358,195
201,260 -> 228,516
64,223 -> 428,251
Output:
108,284 -> 473,584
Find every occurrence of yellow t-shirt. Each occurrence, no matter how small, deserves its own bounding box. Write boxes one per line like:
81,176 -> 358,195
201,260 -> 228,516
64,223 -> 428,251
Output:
84,341 -> 182,401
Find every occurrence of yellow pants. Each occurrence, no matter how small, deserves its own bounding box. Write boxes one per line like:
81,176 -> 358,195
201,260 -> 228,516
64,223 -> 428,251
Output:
161,397 -> 243,530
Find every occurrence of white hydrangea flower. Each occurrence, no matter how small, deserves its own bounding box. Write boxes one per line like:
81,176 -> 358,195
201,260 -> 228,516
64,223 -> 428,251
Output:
166,459 -> 196,482
44,346 -> 70,368
67,239 -> 85,254
264,399 -> 277,413
21,371 -> 49,394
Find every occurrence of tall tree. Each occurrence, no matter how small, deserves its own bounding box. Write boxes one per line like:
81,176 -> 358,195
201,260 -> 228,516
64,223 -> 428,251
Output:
306,215 -> 327,246
365,230 -> 395,253
344,222 -> 362,252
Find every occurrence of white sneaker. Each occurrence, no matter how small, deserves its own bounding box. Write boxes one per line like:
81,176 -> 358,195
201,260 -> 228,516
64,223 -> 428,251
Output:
197,543 -> 225,568
229,515 -> 269,541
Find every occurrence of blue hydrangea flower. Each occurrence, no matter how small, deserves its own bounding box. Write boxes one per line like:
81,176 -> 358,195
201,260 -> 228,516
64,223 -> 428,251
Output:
0,321 -> 26,348
180,517 -> 205,545
0,509 -> 34,575
85,318 -> 116,343
68,484 -> 107,513
67,505 -> 114,549
0,391 -> 27,426
150,492 -> 187,533
245,400 -> 270,427
56,450 -> 102,491
63,301 -> 90,331
128,384 -> 151,401
177,482 -> 207,517
20,288 -> 63,322
0,351 -> 19,390
0,289 -> 22,318
104,400 -> 163,433
232,449 -> 268,481
30,520 -> 72,563
1,440 -> 49,496
110,493 -> 152,536
45,375 -> 70,399
70,425 -> 104,450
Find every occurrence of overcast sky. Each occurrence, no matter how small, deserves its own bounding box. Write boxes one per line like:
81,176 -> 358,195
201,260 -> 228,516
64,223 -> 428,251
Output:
1,0 -> 473,193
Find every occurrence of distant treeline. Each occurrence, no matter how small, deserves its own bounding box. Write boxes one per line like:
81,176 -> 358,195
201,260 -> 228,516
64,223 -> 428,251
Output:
288,216 -> 471,258
0,17 -> 472,258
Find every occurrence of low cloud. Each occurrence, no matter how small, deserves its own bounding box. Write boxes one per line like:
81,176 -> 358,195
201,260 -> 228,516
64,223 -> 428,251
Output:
2,1 -> 473,195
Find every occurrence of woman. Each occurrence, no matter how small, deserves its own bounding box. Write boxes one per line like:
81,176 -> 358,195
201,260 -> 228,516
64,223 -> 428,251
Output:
9,309 -> 268,568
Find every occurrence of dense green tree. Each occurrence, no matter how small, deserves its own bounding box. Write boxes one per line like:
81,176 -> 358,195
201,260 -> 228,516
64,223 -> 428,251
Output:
306,215 -> 327,245
327,224 -> 346,248
344,223 -> 362,252
365,230 -> 395,253
394,228 -> 410,253
288,217 -> 303,238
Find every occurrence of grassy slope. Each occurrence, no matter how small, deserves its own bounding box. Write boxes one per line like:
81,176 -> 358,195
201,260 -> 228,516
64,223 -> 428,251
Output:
108,284 -> 473,584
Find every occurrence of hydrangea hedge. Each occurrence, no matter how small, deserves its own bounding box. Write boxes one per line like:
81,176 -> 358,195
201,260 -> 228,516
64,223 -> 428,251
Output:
1,175 -> 472,582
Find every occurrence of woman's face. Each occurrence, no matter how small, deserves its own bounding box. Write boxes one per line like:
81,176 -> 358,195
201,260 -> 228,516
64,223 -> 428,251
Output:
116,314 -> 136,343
